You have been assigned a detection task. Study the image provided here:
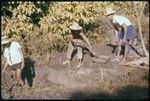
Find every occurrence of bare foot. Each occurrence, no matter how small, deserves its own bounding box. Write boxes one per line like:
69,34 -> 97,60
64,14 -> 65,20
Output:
110,58 -> 120,62
76,62 -> 82,68
19,80 -> 25,87
119,59 -> 126,65
63,60 -> 70,65
93,58 -> 107,63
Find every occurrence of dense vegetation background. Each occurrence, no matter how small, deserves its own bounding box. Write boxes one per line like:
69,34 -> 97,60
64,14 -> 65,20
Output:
1,1 -> 149,61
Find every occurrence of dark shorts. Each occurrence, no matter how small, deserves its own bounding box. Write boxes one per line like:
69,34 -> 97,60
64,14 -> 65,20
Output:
118,25 -> 135,40
10,62 -> 22,71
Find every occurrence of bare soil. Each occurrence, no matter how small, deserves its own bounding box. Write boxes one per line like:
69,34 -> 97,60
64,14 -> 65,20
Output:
1,44 -> 149,100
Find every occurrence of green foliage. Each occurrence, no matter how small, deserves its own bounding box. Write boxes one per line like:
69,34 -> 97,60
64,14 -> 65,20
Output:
1,1 -> 149,60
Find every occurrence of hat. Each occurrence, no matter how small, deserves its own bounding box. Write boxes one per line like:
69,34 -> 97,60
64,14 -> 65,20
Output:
69,22 -> 82,30
106,8 -> 115,16
2,36 -> 12,45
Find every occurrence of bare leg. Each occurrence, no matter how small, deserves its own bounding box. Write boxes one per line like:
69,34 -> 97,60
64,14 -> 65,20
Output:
111,40 -> 122,62
76,59 -> 82,68
11,71 -> 17,84
76,47 -> 83,68
63,41 -> 74,65
121,42 -> 130,64
116,40 -> 122,59
16,69 -> 24,86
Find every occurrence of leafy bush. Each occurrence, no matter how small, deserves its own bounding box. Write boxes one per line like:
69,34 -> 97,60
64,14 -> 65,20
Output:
1,1 -> 149,60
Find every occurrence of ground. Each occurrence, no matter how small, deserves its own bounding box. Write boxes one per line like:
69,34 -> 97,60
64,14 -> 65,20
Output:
1,44 -> 149,100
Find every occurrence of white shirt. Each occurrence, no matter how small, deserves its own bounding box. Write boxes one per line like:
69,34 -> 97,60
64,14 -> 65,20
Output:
112,15 -> 132,26
4,41 -> 22,66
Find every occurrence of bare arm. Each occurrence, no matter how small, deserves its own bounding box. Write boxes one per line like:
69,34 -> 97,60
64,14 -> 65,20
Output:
2,62 -> 8,74
111,21 -> 119,32
69,34 -> 73,40
69,34 -> 74,44
80,32 -> 92,50
2,49 -> 11,74
18,47 -> 24,69
110,22 -> 120,42
122,24 -> 127,42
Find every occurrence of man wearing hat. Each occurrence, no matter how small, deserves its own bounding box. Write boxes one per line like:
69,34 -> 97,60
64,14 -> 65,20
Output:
63,22 -> 109,67
2,36 -> 24,87
106,7 -> 135,64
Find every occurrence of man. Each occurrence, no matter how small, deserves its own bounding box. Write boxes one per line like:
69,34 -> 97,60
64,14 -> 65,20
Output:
2,36 -> 24,87
63,22 -> 109,68
106,8 -> 135,64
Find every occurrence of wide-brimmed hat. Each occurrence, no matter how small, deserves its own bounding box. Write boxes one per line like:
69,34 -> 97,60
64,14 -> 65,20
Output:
69,22 -> 82,30
106,7 -> 115,16
2,36 -> 12,45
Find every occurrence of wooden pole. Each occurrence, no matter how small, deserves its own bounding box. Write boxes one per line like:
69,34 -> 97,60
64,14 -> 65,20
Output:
134,2 -> 148,57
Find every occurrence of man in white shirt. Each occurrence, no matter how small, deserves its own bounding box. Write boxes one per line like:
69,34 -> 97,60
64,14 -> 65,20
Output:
106,8 -> 135,64
2,36 -> 24,87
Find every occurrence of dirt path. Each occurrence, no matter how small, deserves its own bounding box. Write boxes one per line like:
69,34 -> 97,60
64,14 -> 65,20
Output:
1,44 -> 149,99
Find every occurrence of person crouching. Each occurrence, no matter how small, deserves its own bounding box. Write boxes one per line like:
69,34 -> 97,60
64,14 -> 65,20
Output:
63,22 -> 98,68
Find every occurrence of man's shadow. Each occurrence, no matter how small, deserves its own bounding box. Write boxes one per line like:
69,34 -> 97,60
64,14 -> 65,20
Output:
21,57 -> 35,87
106,44 -> 125,55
